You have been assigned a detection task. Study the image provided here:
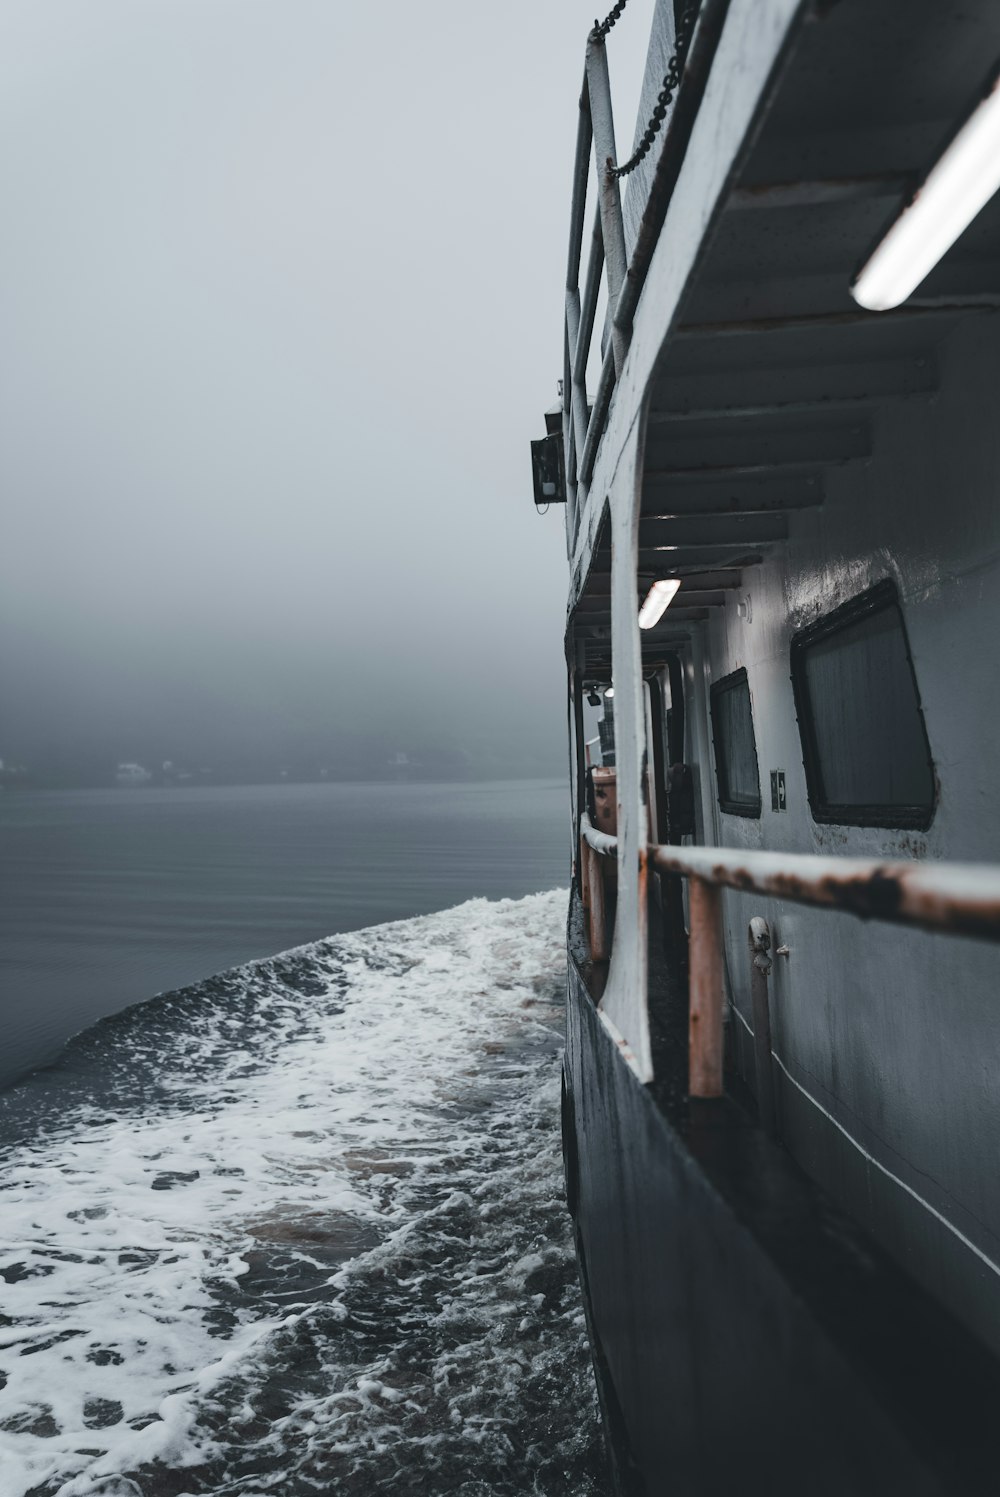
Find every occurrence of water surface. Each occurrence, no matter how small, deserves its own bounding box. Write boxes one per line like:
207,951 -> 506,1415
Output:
0,780 -> 568,1089
0,890 -> 603,1496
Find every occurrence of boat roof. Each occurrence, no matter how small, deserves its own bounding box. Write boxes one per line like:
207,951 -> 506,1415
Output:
566,0 -> 1000,676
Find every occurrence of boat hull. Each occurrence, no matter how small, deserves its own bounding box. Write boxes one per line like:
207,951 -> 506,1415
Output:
562,945 -> 1000,1496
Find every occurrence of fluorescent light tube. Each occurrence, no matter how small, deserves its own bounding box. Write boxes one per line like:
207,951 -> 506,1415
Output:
852,70 -> 1000,311
638,578 -> 681,629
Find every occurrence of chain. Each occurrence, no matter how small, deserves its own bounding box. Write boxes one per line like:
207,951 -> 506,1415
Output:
591,0 -> 629,41
609,1 -> 699,179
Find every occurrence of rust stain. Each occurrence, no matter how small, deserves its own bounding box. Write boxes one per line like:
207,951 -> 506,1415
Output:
648,845 -> 1000,943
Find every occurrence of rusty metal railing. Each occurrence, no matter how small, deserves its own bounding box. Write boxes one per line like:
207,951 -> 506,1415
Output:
580,817 -> 1000,1101
579,813 -> 618,963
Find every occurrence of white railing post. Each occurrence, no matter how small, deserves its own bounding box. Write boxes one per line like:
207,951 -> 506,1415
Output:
562,325 -> 577,542
585,39 -> 629,375
564,79 -> 592,543
565,289 -> 591,485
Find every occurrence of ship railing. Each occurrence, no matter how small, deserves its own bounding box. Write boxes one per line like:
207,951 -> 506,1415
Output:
579,815 -> 1000,1113
561,0 -> 728,541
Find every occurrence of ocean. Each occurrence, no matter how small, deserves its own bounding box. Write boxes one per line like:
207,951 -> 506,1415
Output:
0,781 -> 571,1092
0,782 -> 605,1495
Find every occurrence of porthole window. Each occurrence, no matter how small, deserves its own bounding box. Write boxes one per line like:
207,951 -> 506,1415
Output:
791,580 -> 935,829
710,668 -> 761,818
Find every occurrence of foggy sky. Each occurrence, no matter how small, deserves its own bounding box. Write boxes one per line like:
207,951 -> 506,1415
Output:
0,1 -> 655,780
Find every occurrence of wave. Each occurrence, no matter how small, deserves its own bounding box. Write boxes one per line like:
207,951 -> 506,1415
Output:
0,889 -> 605,1496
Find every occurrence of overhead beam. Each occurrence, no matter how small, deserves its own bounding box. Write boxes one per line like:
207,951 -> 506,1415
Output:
649,397 -> 873,422
650,357 -> 937,413
644,459 -> 843,482
640,513 -> 789,546
641,472 -> 823,515
639,587 -> 728,607
642,607 -> 710,623
673,303 -> 995,340
587,652 -> 700,674
576,588 -> 729,615
645,417 -> 870,472
727,173 -> 911,211
638,547 -> 764,571
581,568 -> 745,592
586,640 -> 700,667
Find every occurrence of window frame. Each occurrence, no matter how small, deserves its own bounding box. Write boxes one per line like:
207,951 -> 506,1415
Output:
790,579 -> 936,830
709,667 -> 762,819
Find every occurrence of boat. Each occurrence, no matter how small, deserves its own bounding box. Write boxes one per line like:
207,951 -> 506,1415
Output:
532,1 -> 1000,1490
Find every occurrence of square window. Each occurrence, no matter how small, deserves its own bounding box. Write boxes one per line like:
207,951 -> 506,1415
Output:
710,668 -> 762,818
791,581 -> 935,828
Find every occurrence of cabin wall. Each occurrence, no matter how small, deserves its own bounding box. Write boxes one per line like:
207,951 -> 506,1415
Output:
698,310 -> 1000,1353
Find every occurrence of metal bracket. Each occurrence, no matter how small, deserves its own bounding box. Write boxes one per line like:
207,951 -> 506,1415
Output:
747,916 -> 777,1136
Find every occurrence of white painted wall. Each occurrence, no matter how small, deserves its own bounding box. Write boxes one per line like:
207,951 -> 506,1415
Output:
705,310 -> 1000,1350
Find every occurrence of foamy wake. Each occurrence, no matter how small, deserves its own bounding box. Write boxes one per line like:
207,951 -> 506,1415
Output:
0,889 -> 605,1496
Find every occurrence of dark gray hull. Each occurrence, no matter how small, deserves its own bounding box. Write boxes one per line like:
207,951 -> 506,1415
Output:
562,942 -> 1000,1496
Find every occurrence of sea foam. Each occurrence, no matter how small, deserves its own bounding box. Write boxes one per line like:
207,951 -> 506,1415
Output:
0,889 -> 604,1495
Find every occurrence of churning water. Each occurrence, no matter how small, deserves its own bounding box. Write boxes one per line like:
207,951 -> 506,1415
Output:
0,890 -> 606,1496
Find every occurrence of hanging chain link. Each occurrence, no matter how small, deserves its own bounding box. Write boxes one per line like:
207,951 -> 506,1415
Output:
606,1 -> 700,179
591,0 -> 629,42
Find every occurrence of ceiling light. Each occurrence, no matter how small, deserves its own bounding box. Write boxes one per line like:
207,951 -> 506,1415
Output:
852,69 -> 1000,311
638,578 -> 681,629
604,687 -> 615,699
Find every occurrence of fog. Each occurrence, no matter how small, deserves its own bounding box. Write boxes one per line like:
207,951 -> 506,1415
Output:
0,0 -> 655,783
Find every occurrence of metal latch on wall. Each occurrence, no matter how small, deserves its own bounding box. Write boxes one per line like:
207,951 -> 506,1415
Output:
748,916 -> 778,1137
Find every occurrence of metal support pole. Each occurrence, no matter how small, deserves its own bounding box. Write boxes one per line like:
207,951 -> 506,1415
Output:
566,80 -> 593,292
565,289 -> 591,480
574,210 -> 605,389
580,834 -> 591,910
562,313 -> 578,544
588,851 -> 608,962
688,877 -> 724,1097
585,40 -> 629,375
579,344 -> 616,486
563,423 -> 578,548
748,916 -> 777,1136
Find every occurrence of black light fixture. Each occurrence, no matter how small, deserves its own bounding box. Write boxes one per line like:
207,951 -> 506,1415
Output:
587,689 -> 601,707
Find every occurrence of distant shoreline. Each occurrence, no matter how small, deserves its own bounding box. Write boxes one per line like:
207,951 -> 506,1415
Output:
2,773 -> 568,793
